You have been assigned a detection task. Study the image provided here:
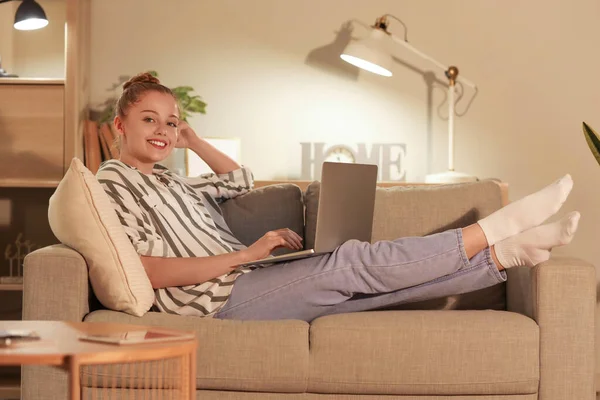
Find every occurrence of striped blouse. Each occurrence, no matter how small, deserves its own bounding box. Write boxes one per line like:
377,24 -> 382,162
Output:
96,159 -> 255,317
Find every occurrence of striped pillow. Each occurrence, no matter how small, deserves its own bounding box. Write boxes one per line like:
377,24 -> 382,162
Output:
48,158 -> 154,316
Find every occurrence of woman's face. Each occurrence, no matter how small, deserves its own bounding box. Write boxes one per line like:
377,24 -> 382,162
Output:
115,91 -> 179,169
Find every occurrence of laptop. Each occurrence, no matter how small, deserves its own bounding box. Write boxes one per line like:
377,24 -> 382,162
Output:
240,162 -> 378,266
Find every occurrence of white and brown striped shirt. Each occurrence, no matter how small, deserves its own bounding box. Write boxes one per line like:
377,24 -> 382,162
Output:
96,159 -> 255,317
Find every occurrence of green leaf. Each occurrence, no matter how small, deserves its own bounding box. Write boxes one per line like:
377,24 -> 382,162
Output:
172,86 -> 194,96
98,105 -> 116,124
186,97 -> 207,113
583,122 -> 600,167
180,110 -> 189,122
177,97 -> 191,111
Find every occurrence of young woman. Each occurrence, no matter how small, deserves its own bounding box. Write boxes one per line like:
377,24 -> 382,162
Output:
96,72 -> 580,322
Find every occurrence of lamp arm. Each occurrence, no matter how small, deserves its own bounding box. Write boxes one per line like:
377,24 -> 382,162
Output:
0,0 -> 16,4
389,34 -> 477,90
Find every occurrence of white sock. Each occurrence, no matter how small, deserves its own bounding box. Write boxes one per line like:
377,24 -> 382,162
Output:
477,174 -> 573,246
493,211 -> 580,269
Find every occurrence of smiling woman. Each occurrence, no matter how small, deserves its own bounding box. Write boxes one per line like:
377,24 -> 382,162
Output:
91,71 -> 582,326
110,73 -> 180,174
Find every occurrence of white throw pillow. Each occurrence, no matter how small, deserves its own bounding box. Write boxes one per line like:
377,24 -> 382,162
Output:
48,158 -> 154,316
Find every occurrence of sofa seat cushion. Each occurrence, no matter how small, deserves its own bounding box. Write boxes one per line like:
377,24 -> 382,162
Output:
308,310 -> 539,396
84,310 -> 310,393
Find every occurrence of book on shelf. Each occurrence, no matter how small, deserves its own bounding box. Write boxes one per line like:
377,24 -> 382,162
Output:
84,121 -> 122,173
97,127 -> 111,162
84,120 -> 102,174
100,123 -> 120,159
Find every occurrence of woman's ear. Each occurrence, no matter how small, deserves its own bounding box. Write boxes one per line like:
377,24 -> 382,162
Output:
113,116 -> 125,135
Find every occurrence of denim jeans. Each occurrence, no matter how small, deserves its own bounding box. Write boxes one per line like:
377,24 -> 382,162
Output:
214,229 -> 507,322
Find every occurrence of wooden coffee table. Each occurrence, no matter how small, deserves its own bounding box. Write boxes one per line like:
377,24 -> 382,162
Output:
0,320 -> 197,400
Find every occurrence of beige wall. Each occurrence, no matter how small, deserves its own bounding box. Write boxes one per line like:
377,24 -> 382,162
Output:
0,0 -> 65,78
88,0 -> 600,269
0,2 -> 16,73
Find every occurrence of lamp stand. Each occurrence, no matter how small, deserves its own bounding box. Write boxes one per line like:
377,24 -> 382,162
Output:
341,15 -> 479,184
425,66 -> 477,184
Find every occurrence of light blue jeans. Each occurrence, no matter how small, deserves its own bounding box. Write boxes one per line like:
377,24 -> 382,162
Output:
214,229 -> 507,322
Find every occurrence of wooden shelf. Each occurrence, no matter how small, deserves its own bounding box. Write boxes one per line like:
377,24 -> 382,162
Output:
0,78 -> 64,85
0,284 -> 23,291
0,376 -> 20,399
0,180 -> 60,188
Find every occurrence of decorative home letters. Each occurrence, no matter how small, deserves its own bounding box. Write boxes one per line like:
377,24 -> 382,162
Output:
301,142 -> 406,181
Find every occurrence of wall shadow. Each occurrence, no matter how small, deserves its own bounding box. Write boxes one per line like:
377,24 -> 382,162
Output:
0,120 -> 63,182
88,74 -> 131,122
305,20 -> 480,176
305,22 -> 360,81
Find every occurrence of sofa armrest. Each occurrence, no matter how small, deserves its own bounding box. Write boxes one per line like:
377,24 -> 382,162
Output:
23,244 -> 90,322
22,245 -> 91,400
506,257 -> 596,400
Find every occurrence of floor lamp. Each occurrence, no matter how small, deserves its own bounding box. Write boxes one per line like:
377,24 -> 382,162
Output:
340,14 -> 478,183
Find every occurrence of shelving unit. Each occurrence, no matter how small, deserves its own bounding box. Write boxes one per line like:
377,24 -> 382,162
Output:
0,78 -> 64,85
0,79 -> 65,188
0,376 -> 20,399
0,0 -> 90,188
0,282 -> 22,400
0,180 -> 60,188
0,284 -> 23,291
0,1 -> 90,398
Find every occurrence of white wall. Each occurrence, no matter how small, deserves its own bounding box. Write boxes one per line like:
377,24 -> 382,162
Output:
0,0 -> 65,78
89,0 -> 600,269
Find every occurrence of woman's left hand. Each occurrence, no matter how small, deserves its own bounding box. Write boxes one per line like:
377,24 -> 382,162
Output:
175,121 -> 199,149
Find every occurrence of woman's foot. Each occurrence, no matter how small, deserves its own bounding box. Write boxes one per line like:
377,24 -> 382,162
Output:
491,211 -> 580,269
477,174 -> 573,246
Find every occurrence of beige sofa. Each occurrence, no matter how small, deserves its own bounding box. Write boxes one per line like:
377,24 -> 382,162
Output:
22,180 -> 596,399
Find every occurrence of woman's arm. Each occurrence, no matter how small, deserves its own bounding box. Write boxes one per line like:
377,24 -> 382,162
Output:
141,228 -> 304,289
141,251 -> 250,289
179,121 -> 240,174
177,122 -> 253,201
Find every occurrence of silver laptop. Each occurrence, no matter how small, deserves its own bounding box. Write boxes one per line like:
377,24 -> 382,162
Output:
240,162 -> 378,266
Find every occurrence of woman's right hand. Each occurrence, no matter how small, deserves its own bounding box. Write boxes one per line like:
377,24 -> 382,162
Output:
242,229 -> 303,262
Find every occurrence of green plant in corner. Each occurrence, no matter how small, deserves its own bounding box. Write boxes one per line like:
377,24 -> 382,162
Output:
95,70 -> 207,124
583,122 -> 600,166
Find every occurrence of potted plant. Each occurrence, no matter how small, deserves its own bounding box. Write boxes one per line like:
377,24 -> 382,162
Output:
95,70 -> 207,124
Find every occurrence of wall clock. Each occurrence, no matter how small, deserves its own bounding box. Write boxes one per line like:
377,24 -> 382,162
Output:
324,145 -> 356,163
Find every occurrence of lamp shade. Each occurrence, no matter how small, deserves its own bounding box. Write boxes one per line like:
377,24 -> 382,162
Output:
340,29 -> 393,77
14,0 -> 48,31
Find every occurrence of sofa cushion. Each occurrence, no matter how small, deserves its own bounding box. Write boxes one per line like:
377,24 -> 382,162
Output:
83,310 -> 310,393
221,183 -> 304,255
308,310 -> 539,396
47,158 -> 154,317
305,180 -> 506,312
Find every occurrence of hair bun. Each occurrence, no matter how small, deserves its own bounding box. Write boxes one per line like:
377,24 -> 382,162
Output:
123,72 -> 161,90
